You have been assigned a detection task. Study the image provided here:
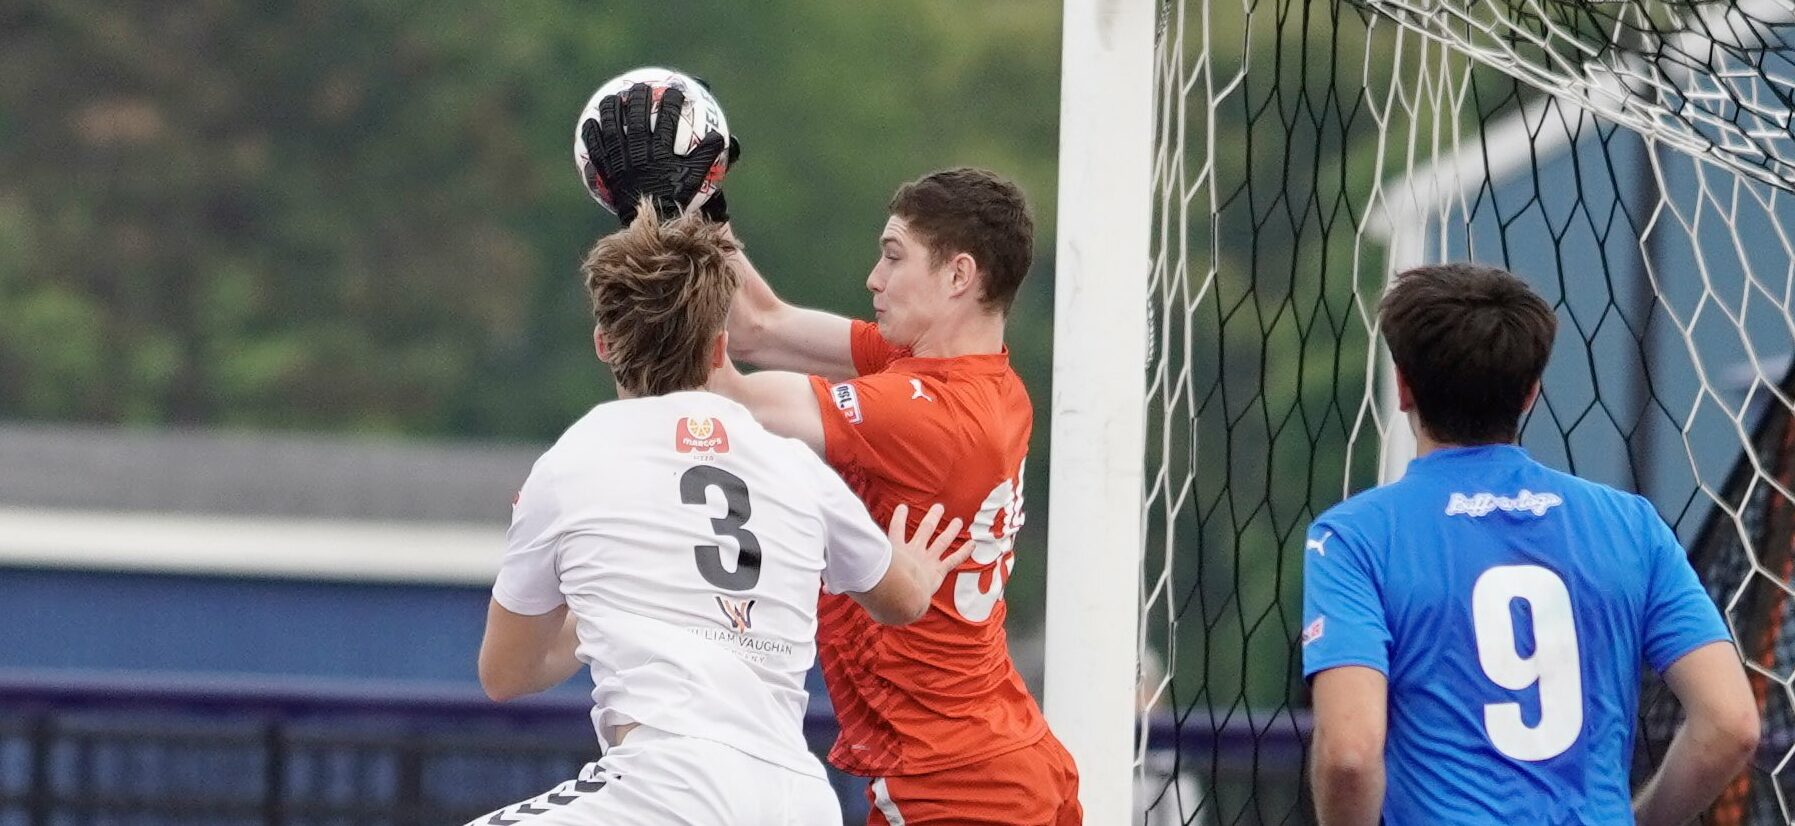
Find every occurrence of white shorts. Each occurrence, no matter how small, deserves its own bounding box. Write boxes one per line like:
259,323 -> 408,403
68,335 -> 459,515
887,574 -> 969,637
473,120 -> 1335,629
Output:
465,727 -> 841,826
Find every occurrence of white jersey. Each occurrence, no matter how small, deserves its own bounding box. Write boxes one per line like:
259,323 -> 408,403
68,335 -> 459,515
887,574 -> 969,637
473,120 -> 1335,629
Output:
493,391 -> 892,777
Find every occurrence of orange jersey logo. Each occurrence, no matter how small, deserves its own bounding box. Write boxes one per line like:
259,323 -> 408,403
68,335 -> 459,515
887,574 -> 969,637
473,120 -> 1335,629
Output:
675,416 -> 730,454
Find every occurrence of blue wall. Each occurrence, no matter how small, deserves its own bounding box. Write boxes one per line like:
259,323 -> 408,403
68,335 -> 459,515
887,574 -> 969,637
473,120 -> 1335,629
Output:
0,568 -> 553,688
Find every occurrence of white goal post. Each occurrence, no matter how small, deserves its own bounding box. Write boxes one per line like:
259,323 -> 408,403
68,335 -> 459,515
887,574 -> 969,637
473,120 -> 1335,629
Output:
1044,0 -> 1156,821
1046,0 -> 1795,822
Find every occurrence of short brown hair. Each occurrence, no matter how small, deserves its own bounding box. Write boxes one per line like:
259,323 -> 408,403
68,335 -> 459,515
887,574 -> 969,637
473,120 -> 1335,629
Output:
1379,264 -> 1557,445
888,167 -> 1034,312
582,203 -> 739,396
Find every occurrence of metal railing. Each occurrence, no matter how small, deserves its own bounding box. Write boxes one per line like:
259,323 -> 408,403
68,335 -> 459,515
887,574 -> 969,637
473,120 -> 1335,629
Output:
0,669 -> 1310,825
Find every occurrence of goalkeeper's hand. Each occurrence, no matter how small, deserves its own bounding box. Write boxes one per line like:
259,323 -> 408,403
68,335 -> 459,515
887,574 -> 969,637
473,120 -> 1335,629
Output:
580,82 -> 740,225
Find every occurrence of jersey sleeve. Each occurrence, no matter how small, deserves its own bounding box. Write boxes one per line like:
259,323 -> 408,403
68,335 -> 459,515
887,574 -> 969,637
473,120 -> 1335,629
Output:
807,371 -> 949,491
1639,502 -> 1731,674
1301,521 -> 1392,679
491,460 -> 567,616
812,458 -> 894,594
849,319 -> 909,376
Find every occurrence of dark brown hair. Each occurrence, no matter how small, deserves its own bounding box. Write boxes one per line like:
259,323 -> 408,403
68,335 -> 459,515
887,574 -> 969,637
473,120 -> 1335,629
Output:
888,167 -> 1034,312
582,202 -> 739,396
1379,263 -> 1557,445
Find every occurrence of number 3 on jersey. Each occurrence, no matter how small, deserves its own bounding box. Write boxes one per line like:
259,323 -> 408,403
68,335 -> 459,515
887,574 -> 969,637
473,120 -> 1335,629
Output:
952,461 -> 1025,622
1471,564 -> 1583,761
680,465 -> 762,591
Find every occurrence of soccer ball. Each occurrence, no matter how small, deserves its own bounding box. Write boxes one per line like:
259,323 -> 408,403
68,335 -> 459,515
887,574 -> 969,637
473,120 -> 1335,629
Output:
574,67 -> 732,215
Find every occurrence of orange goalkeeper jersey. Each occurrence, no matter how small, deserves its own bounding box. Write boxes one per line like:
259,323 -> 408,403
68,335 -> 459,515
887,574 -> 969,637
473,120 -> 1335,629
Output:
806,320 -> 1050,777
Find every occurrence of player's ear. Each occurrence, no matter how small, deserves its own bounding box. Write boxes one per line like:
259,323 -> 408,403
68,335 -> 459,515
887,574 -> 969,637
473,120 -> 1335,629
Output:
1393,367 -> 1415,413
1520,379 -> 1542,415
710,331 -> 728,369
594,326 -> 612,364
946,251 -> 978,299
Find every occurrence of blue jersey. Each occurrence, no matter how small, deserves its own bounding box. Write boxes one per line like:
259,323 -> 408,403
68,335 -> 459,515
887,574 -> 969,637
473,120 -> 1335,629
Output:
1302,445 -> 1729,825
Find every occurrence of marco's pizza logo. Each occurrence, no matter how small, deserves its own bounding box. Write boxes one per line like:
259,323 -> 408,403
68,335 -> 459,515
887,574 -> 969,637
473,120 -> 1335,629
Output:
675,417 -> 731,454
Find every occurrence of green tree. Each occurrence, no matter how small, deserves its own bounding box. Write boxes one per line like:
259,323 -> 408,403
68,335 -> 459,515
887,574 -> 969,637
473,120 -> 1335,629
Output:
0,0 -> 1064,628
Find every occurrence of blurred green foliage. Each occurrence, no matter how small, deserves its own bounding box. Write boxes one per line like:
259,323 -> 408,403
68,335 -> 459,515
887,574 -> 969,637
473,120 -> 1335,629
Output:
0,0 -> 1063,628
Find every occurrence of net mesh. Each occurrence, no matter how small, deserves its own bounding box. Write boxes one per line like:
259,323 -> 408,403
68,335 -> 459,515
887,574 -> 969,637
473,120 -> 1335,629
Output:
1139,1 -> 1795,823
1358,1 -> 1795,192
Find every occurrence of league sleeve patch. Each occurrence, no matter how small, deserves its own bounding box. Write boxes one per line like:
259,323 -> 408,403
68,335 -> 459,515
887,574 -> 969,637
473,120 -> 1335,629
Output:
830,382 -> 864,425
1301,615 -> 1325,647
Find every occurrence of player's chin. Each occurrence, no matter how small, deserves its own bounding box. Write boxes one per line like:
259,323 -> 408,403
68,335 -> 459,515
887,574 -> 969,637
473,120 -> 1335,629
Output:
875,316 -> 910,346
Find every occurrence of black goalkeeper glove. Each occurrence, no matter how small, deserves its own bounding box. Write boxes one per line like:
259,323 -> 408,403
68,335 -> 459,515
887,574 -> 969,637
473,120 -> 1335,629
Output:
696,135 -> 742,223
580,82 -> 736,225
687,75 -> 743,224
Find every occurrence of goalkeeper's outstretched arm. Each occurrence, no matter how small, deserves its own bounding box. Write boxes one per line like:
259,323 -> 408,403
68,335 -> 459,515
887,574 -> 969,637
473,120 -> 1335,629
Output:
725,237 -> 858,380
707,355 -> 825,454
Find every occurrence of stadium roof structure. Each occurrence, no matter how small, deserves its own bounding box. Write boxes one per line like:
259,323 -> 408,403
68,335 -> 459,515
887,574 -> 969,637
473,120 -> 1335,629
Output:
0,422 -> 541,585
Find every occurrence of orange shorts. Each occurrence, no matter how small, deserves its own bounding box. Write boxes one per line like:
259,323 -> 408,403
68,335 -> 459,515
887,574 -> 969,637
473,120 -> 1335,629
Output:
864,732 -> 1082,826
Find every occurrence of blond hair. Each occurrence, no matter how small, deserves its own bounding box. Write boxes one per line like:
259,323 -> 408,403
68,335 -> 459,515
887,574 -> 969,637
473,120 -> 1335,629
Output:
582,201 -> 739,396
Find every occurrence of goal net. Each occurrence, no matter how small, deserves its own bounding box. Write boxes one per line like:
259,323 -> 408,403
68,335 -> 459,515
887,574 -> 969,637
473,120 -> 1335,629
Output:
1139,0 -> 1795,823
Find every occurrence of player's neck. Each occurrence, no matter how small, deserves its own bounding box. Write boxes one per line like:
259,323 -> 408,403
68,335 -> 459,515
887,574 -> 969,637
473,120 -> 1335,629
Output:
906,314 -> 1006,359
614,383 -> 714,401
1408,413 -> 1458,459
1413,432 -> 1455,459
1410,419 -> 1519,460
